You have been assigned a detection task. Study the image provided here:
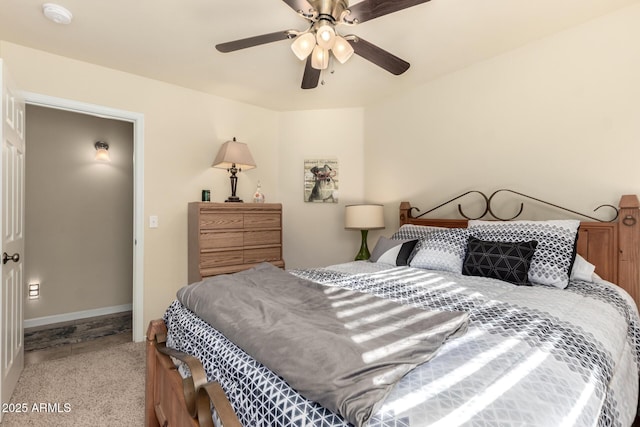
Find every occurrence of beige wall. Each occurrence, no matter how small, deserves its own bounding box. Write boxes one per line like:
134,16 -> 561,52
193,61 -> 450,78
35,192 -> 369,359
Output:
364,3 -> 640,227
25,105 -> 133,320
278,108 -> 367,268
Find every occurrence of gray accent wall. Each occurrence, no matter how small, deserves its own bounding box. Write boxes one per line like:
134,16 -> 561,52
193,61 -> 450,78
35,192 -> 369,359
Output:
25,105 -> 133,321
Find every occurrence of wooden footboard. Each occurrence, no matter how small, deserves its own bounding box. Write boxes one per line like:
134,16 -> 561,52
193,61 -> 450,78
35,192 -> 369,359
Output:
146,319 -> 242,427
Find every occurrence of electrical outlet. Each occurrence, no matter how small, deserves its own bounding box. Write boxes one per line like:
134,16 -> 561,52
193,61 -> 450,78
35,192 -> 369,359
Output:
149,215 -> 159,228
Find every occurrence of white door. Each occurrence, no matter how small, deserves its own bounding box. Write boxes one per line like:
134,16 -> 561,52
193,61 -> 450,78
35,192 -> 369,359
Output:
0,59 -> 25,419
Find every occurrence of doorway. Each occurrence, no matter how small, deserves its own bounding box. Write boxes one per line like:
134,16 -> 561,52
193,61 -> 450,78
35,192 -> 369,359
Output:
23,92 -> 144,342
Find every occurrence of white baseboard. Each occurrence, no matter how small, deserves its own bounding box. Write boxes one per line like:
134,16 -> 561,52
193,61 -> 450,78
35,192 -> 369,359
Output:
24,304 -> 133,329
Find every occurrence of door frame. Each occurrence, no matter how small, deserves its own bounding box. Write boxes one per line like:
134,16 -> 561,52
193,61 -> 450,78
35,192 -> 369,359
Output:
22,92 -> 145,342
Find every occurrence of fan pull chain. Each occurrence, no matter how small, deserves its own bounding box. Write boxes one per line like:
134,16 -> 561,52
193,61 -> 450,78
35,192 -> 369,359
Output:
321,56 -> 336,85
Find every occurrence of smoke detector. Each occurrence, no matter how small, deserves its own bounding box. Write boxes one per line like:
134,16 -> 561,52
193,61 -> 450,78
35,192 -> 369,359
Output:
42,3 -> 73,25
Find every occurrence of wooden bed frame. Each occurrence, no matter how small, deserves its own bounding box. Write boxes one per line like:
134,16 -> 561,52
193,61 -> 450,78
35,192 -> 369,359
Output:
146,193 -> 640,427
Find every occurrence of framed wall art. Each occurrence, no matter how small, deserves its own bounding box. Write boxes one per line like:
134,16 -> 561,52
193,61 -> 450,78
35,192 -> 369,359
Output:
304,158 -> 339,203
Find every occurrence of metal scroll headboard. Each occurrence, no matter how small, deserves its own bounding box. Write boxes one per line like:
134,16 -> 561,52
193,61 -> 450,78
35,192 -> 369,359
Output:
409,189 -> 620,222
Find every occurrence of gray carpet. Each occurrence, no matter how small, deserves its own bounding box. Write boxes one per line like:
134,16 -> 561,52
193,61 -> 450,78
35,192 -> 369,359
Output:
2,341 -> 145,426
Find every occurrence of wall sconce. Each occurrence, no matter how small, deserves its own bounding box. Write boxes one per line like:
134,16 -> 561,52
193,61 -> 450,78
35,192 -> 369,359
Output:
212,138 -> 256,202
94,141 -> 110,161
345,204 -> 385,260
28,283 -> 40,300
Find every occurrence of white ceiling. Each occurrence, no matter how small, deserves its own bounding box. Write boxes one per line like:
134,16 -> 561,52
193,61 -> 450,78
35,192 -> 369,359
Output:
0,0 -> 637,111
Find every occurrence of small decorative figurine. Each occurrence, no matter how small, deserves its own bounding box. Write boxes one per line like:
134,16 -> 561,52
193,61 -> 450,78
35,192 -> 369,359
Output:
253,181 -> 265,203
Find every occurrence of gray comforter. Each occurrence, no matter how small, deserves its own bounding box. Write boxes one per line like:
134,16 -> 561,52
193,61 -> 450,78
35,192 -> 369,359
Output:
177,262 -> 469,426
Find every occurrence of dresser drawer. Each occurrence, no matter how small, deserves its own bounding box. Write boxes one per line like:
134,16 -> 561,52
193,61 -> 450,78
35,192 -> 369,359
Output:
244,230 -> 280,246
244,213 -> 280,229
244,247 -> 281,264
200,213 -> 243,230
200,231 -> 243,250
200,250 -> 243,268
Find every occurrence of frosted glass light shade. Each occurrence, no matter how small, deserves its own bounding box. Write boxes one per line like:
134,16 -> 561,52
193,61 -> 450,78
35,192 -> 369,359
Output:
332,36 -> 354,64
94,141 -> 110,161
311,45 -> 329,70
291,32 -> 316,60
315,22 -> 336,49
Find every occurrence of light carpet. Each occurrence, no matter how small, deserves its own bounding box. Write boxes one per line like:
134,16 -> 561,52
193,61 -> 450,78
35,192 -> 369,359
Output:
2,341 -> 145,426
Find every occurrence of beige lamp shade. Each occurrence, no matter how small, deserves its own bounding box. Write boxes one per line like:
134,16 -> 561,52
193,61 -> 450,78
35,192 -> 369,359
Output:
212,138 -> 256,171
345,204 -> 385,230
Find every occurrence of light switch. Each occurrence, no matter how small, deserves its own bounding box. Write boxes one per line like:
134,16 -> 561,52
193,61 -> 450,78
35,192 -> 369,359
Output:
149,215 -> 159,228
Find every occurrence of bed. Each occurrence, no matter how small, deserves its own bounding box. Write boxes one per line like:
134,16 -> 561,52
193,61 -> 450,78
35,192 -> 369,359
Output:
146,191 -> 640,427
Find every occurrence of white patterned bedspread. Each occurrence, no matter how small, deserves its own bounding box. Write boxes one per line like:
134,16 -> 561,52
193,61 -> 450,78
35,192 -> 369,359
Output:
164,262 -> 640,427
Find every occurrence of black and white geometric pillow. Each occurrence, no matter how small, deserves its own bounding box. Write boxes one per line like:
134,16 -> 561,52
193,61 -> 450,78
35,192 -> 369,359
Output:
369,237 -> 418,266
468,219 -> 580,289
462,236 -> 538,286
390,224 -> 445,241
409,228 -> 471,273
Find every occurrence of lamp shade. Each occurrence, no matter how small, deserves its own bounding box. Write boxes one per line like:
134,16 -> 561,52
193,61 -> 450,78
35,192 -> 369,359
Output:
315,21 -> 336,49
332,36 -> 354,64
94,141 -> 110,161
345,204 -> 385,230
212,138 -> 256,170
291,32 -> 316,60
311,45 -> 329,70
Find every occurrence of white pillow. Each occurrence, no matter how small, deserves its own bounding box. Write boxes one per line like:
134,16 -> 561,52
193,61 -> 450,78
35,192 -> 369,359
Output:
570,254 -> 596,282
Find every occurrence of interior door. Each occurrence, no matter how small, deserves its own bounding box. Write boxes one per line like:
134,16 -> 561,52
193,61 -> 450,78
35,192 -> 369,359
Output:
0,59 -> 25,419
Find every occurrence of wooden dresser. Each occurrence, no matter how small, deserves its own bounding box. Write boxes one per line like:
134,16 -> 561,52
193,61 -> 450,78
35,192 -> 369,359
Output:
188,202 -> 284,283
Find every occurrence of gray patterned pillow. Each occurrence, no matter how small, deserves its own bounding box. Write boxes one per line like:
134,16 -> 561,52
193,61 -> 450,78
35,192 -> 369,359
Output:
391,224 -> 445,241
409,228 -> 471,273
468,220 -> 580,289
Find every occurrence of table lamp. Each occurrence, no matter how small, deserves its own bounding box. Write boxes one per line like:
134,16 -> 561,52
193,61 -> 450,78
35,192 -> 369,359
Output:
345,204 -> 385,260
212,138 -> 256,202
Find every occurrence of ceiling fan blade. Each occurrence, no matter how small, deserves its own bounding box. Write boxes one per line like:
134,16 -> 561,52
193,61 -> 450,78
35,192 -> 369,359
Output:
345,0 -> 432,24
301,57 -> 321,89
216,31 -> 293,53
282,0 -> 314,15
348,37 -> 410,75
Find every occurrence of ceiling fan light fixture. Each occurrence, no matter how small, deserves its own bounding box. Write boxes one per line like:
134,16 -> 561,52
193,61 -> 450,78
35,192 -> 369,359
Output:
215,0 -> 422,89
311,45 -> 329,70
291,32 -> 316,60
315,21 -> 336,49
331,36 -> 354,64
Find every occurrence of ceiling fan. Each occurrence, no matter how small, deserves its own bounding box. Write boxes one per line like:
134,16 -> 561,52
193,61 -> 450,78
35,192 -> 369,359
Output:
215,0 -> 432,89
